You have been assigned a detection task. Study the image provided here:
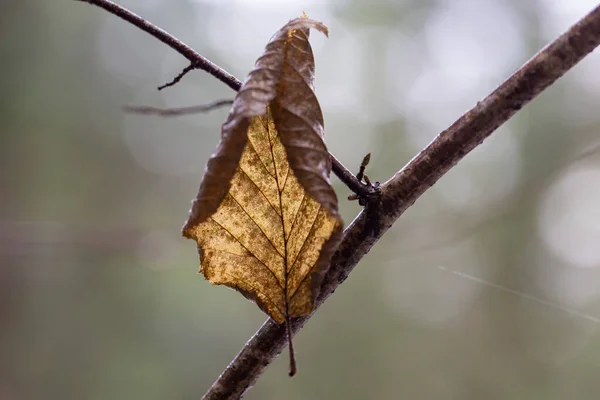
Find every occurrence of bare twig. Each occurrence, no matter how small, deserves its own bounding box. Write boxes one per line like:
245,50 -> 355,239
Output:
74,0 -> 240,92
74,0 -> 600,398
355,153 -> 371,183
75,0 -> 368,199
158,63 -> 196,90
329,154 -> 372,198
124,100 -> 234,116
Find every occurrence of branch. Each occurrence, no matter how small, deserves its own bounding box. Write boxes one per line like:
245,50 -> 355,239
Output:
74,0 -> 600,398
124,100 -> 234,116
201,5 -> 600,400
75,0 -> 369,199
74,0 -> 240,92
329,154 -> 372,198
158,64 -> 197,91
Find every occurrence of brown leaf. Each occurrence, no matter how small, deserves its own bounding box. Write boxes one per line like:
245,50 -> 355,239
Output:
182,17 -> 342,326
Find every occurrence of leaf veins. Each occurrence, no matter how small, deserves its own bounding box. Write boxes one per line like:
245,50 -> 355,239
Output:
182,17 -> 343,326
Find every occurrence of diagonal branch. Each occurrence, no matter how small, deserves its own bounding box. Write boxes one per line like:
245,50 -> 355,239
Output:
200,5 -> 600,400
74,0 -> 240,91
74,0 -> 370,199
74,0 -> 600,399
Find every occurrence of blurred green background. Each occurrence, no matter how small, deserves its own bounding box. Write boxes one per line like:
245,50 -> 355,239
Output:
2,0 -> 600,399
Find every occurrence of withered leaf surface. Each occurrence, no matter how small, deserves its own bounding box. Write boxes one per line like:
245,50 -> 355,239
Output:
183,17 -> 343,325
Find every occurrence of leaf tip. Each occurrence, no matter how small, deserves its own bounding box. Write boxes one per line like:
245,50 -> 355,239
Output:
312,19 -> 329,37
289,14 -> 328,38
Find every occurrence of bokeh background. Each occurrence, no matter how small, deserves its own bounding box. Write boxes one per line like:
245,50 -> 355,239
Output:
2,0 -> 600,399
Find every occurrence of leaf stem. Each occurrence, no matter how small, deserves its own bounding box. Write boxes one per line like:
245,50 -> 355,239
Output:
285,317 -> 297,377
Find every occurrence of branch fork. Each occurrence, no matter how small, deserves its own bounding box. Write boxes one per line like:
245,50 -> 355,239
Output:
74,0 -> 600,398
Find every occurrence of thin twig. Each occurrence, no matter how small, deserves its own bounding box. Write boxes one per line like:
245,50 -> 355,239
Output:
201,4 -> 600,399
124,100 -> 234,116
75,0 -> 368,198
329,154 -> 371,198
158,64 -> 196,90
355,153 -> 371,183
75,0 -> 241,92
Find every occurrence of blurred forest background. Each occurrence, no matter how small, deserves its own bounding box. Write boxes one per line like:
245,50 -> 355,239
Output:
2,0 -> 600,399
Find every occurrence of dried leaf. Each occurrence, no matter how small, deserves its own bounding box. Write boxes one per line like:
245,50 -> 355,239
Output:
182,16 -> 342,371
